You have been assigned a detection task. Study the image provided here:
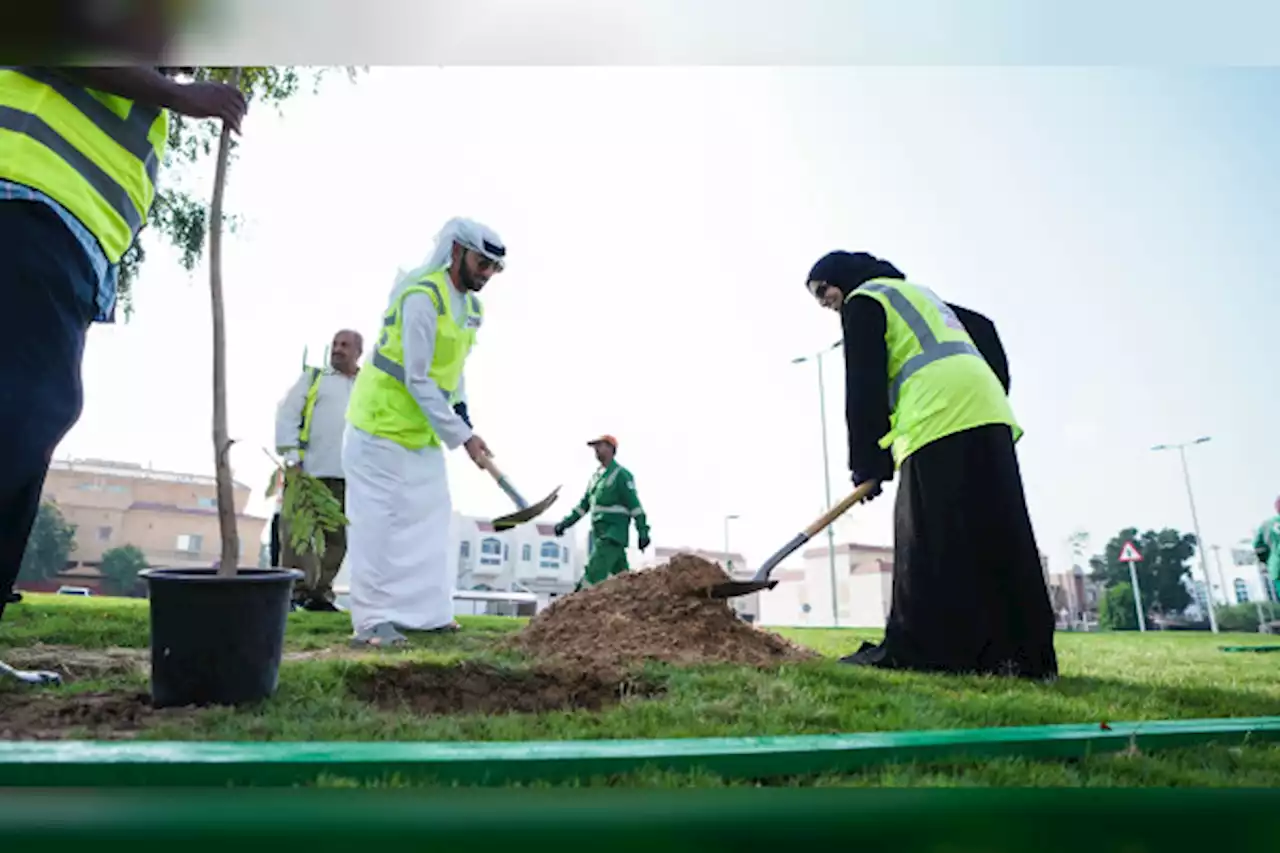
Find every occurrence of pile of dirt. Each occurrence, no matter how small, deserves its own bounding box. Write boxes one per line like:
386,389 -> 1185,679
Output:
0,690 -> 191,740
507,554 -> 817,670
348,660 -> 664,716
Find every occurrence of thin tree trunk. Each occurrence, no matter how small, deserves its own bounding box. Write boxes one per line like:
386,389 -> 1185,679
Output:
212,67 -> 242,577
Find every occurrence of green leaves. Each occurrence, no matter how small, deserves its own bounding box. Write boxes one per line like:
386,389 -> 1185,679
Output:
1091,527 -> 1197,616
281,466 -> 349,560
17,502 -> 77,583
116,65 -> 364,317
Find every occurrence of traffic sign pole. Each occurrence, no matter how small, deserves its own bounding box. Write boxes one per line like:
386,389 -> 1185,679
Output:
1119,541 -> 1146,633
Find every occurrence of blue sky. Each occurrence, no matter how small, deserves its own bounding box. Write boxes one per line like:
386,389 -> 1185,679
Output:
57,66 -> 1279,572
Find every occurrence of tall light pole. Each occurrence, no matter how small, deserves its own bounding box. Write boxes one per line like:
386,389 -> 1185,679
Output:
793,340 -> 843,628
1152,437 -> 1218,634
723,514 -> 740,576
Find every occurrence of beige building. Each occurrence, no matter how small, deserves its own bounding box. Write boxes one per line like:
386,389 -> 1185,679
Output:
1047,566 -> 1102,630
759,542 -> 1053,629
39,458 -> 269,590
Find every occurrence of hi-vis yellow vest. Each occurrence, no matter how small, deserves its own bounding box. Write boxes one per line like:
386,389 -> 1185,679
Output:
0,67 -> 169,263
346,268 -> 483,450
847,278 -> 1020,466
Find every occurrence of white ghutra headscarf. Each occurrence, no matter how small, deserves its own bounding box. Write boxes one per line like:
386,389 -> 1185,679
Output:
391,217 -> 506,297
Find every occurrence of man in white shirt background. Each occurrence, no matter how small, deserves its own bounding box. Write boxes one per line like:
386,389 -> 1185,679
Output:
274,329 -> 362,611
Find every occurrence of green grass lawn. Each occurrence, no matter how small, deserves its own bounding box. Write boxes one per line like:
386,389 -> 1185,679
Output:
3,593 -> 1279,787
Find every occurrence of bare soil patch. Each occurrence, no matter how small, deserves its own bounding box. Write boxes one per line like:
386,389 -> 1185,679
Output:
0,690 -> 193,740
348,659 -> 665,716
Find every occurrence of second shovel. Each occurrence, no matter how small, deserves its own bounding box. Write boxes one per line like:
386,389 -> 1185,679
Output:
477,455 -> 561,531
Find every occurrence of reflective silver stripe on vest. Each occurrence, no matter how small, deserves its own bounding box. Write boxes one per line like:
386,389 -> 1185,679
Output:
5,67 -> 162,174
371,281 -> 449,383
0,106 -> 145,233
418,281 -> 445,316
591,505 -> 631,515
371,351 -> 405,383
858,282 -> 983,408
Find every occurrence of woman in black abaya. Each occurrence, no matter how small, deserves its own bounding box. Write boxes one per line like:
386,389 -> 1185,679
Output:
807,250 -> 1057,680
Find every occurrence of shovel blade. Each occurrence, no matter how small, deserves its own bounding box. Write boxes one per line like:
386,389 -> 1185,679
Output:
706,579 -> 778,600
491,486 -> 561,531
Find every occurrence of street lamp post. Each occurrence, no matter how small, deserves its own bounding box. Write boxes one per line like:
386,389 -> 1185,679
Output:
723,514 -> 740,576
793,340 -> 843,628
1152,437 -> 1218,634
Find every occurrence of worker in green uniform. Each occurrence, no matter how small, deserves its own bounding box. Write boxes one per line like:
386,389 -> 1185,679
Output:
1252,497 -> 1280,603
554,435 -> 651,589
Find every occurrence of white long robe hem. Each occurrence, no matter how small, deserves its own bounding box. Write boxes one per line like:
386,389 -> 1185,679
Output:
343,423 -> 456,633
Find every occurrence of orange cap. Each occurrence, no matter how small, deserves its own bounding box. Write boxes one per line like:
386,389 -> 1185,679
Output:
586,434 -> 618,450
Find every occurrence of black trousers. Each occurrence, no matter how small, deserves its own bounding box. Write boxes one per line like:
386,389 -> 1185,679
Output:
847,423 -> 1059,679
0,201 -> 95,624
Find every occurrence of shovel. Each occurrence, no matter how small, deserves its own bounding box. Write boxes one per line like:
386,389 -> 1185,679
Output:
707,480 -> 881,599
477,454 -> 561,531
0,659 -> 62,686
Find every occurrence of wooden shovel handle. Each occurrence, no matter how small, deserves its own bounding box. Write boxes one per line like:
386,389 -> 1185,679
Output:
474,451 -> 504,481
802,480 -> 881,538
475,452 -> 529,509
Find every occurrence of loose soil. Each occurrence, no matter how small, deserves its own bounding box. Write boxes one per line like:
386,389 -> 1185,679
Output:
0,690 -> 193,740
348,660 -> 665,716
507,554 -> 817,670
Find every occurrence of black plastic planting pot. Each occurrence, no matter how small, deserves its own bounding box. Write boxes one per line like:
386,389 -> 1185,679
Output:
139,567 -> 304,709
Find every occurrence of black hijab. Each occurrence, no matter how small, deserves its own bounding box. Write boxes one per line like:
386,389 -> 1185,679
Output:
806,251 -> 905,299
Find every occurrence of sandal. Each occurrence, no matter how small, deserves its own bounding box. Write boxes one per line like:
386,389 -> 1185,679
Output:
350,622 -> 409,649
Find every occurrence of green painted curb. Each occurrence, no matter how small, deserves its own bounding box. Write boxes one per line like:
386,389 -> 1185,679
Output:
0,715 -> 1277,787
0,789 -> 1278,850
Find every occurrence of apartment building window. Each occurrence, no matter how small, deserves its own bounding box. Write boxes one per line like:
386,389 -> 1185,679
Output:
539,541 -> 560,570
459,541 -> 471,559
522,544 -> 532,562
176,534 -> 203,554
561,545 -> 569,563
96,526 -> 112,542
1235,578 -> 1250,604
480,537 -> 502,566
197,496 -> 217,509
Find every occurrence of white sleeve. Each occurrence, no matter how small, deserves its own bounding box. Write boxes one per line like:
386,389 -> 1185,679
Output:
274,371 -> 312,452
401,292 -> 474,449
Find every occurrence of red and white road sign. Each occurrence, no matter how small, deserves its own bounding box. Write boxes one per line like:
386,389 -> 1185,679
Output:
1119,541 -> 1143,563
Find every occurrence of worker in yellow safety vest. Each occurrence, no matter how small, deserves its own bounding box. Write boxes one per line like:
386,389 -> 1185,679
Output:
275,329 -> 363,611
805,250 -> 1057,680
0,66 -> 246,685
343,217 -> 506,647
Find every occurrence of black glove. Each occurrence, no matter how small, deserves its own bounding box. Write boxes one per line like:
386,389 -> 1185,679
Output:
638,533 -> 651,551
852,472 -> 883,503
553,523 -> 565,537
452,401 -> 472,428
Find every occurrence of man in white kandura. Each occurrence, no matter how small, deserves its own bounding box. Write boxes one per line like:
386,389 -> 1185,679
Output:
342,217 -> 505,647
